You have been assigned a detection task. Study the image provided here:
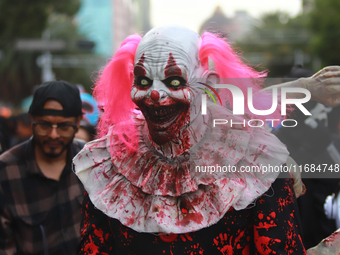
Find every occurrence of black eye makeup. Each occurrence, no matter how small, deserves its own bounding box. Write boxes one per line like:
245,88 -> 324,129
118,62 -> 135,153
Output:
135,76 -> 153,88
162,76 -> 187,88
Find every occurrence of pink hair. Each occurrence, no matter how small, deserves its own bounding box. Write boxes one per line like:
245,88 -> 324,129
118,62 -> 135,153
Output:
199,32 -> 281,120
93,34 -> 142,154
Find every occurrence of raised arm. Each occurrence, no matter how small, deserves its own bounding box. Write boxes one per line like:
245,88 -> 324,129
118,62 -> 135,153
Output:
264,66 -> 340,107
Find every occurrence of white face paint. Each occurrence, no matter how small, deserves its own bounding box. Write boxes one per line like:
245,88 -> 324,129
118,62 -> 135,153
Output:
131,25 -> 206,145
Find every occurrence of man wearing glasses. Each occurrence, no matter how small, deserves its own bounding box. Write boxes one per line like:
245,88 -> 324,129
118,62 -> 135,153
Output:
0,80 -> 85,254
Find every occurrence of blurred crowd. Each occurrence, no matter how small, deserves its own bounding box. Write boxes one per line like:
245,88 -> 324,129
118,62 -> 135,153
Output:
0,85 -> 100,155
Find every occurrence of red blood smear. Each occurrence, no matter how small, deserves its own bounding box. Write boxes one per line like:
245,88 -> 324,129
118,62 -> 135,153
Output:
258,213 -> 264,219
84,235 -> 100,255
252,144 -> 267,162
258,222 -> 277,231
185,233 -> 193,241
269,212 -> 276,218
93,225 -> 104,244
164,53 -> 182,77
242,245 -> 250,255
254,225 -> 281,255
323,229 -> 340,243
181,208 -> 188,214
122,231 -> 128,239
134,53 -> 146,76
178,212 -> 204,226
102,171 -> 109,179
180,235 -> 186,242
234,230 -> 245,243
159,234 -> 178,242
125,217 -> 135,226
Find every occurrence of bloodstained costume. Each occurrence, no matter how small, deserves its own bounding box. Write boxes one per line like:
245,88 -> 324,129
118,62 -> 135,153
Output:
73,25 -> 306,254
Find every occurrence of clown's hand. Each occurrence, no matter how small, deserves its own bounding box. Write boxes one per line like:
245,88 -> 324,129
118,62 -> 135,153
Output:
307,228 -> 340,255
299,66 -> 340,107
265,66 -> 340,107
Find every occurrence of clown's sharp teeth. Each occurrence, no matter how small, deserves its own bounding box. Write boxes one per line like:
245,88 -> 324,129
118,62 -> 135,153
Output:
148,105 -> 181,120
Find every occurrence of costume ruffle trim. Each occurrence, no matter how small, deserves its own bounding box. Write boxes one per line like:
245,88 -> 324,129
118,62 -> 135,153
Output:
73,104 -> 289,234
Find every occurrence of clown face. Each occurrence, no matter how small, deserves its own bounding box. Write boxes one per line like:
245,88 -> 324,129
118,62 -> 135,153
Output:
131,26 -> 207,145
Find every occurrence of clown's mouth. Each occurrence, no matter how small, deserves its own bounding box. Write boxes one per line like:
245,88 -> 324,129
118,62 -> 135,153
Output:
144,104 -> 188,130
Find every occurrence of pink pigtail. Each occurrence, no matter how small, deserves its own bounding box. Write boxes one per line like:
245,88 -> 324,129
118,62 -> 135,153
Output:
199,32 -> 281,121
93,34 -> 142,154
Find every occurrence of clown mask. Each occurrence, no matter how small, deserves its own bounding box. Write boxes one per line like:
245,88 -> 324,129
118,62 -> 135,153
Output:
131,26 -> 211,146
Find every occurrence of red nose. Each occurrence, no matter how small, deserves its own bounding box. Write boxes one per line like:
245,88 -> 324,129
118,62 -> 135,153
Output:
150,90 -> 160,102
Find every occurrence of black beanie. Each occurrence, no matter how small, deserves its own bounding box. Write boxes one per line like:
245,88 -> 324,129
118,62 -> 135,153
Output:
29,80 -> 82,117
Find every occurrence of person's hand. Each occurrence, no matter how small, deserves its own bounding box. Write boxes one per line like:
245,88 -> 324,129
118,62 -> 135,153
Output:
301,66 -> 340,107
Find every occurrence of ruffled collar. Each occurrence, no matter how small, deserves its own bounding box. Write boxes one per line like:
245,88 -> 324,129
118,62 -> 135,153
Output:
73,103 -> 289,234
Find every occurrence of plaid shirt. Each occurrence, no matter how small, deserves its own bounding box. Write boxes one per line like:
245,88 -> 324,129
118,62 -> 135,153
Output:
0,138 -> 85,255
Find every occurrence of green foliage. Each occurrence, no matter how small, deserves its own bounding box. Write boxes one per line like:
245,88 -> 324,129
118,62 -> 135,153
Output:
237,2 -> 340,76
237,11 -> 312,77
0,0 -> 81,106
0,0 -> 80,43
310,0 -> 340,66
46,13 -> 100,93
